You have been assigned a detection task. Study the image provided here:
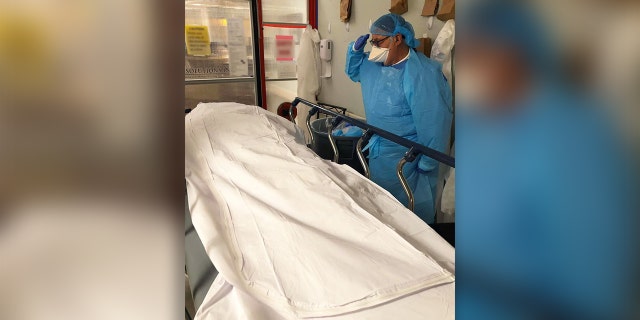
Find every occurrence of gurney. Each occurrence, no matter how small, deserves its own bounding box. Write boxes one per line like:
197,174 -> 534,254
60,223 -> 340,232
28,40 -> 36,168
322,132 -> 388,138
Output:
185,101 -> 455,319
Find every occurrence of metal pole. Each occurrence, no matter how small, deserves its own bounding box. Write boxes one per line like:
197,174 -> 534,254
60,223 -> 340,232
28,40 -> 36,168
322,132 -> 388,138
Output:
356,131 -> 371,179
396,147 -> 419,212
306,110 -> 315,146
396,157 -> 415,212
327,119 -> 340,162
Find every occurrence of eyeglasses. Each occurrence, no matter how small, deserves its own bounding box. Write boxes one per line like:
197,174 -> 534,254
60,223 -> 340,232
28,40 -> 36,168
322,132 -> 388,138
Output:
369,36 -> 390,47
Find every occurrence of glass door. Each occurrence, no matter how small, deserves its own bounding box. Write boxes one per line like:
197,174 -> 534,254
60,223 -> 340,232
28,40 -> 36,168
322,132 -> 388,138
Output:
184,0 -> 317,110
184,0 -> 261,109
259,0 -> 316,112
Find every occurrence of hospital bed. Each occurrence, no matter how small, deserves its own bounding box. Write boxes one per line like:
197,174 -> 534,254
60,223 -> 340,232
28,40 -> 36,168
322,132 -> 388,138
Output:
185,101 -> 455,319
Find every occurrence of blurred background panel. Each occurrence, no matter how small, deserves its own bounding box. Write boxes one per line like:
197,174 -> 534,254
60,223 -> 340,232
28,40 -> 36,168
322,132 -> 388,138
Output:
0,0 -> 184,320
456,0 -> 640,319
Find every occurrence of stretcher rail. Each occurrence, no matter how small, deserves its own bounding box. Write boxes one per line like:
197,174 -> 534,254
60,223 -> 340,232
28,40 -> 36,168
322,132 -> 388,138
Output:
292,98 -> 454,216
291,98 -> 455,168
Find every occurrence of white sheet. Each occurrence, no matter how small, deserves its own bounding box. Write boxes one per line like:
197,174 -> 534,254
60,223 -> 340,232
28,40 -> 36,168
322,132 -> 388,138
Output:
185,103 -> 455,319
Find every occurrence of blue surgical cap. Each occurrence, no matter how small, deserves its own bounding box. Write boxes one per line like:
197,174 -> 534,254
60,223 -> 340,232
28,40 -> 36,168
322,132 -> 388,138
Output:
370,13 -> 419,48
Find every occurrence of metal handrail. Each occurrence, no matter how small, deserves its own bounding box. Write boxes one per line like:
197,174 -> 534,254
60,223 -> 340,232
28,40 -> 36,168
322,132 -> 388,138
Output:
291,98 -> 455,168
291,102 -> 347,123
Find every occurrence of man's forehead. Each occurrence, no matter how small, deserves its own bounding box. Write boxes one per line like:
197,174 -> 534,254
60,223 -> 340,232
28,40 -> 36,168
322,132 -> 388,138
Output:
371,34 -> 387,39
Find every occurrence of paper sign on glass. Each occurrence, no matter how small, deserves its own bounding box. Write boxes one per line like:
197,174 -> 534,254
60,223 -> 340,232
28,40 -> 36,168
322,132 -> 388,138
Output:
226,18 -> 248,76
275,35 -> 294,61
185,25 -> 211,56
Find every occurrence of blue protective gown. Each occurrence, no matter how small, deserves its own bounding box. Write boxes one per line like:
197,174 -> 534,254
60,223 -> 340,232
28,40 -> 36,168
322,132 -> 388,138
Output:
345,44 -> 452,223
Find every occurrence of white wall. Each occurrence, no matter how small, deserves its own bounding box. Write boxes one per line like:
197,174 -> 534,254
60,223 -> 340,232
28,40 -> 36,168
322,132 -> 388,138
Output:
317,0 -> 447,116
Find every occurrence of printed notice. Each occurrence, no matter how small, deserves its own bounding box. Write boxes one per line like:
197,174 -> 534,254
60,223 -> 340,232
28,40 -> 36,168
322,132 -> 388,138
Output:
275,35 -> 294,61
226,18 -> 248,77
185,25 -> 211,56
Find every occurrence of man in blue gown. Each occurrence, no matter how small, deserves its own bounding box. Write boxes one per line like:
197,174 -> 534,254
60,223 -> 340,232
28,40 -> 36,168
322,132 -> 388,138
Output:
345,13 -> 453,224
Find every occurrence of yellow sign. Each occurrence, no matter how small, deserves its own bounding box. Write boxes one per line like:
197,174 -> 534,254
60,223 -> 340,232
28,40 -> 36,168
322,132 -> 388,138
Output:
185,25 -> 211,56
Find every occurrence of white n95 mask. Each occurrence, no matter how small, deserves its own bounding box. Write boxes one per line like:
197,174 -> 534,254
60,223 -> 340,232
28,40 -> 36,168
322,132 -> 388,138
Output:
368,46 -> 389,64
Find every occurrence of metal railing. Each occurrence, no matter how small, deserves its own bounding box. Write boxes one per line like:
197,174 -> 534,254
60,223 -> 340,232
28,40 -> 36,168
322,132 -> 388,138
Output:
290,97 -> 455,213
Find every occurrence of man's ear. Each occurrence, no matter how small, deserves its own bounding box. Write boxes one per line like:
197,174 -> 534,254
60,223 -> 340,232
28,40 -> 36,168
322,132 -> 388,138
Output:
394,34 -> 403,46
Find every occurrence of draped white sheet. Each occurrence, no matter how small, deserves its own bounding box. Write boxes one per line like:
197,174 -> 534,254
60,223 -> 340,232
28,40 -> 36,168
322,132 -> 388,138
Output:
185,103 -> 455,319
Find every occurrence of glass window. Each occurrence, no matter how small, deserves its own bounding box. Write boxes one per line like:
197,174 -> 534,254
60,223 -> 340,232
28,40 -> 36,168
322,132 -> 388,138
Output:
185,82 -> 256,109
262,0 -> 308,24
266,80 -> 297,112
185,0 -> 254,80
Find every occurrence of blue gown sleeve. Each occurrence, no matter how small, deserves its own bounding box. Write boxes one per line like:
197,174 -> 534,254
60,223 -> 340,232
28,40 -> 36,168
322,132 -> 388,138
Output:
345,41 -> 366,83
404,58 -> 453,172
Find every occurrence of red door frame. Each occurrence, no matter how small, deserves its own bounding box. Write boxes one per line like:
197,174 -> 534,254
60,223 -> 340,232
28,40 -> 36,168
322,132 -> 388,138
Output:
256,0 -> 318,109
308,0 -> 318,28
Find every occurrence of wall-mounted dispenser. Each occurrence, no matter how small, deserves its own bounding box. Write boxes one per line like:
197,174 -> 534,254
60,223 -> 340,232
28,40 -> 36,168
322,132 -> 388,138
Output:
320,39 -> 332,78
